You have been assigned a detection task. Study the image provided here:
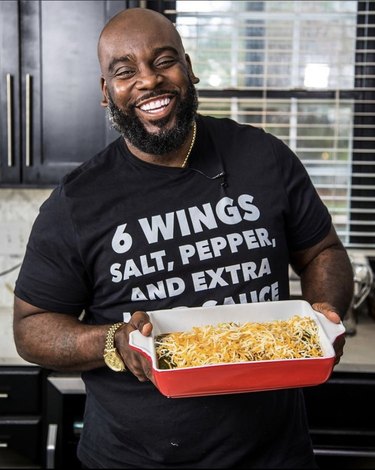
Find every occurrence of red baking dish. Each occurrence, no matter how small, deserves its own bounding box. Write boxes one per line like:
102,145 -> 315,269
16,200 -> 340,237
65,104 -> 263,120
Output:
129,300 -> 345,398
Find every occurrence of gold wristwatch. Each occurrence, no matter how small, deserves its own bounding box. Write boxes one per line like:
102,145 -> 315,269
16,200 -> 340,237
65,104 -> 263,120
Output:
103,322 -> 126,372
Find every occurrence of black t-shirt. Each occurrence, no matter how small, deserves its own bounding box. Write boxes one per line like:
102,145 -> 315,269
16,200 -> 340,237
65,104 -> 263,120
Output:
15,115 -> 329,468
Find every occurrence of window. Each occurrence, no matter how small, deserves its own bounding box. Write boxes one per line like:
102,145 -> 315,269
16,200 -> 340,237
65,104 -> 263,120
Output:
164,1 -> 375,251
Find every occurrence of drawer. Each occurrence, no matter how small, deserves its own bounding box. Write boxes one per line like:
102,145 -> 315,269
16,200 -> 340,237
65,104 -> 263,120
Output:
304,371 -> 375,429
0,367 -> 41,415
0,416 -> 41,463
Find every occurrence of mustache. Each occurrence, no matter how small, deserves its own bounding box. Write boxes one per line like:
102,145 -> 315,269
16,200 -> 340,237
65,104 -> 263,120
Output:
106,78 -> 198,155
133,90 -> 179,108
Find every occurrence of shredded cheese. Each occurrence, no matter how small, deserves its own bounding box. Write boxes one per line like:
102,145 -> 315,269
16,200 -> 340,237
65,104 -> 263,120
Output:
155,315 -> 323,369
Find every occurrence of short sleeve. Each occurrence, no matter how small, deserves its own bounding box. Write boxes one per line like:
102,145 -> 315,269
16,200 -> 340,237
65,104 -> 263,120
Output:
270,135 -> 332,251
14,186 -> 91,314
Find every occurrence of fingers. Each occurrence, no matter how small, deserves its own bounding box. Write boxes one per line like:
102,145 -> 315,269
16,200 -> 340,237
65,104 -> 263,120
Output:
129,355 -> 154,383
333,334 -> 346,365
312,302 -> 341,323
129,310 -> 153,336
311,302 -> 345,365
114,311 -> 154,382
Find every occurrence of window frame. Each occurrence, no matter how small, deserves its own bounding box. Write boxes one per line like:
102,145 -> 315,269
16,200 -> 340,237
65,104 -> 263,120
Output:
156,0 -> 375,251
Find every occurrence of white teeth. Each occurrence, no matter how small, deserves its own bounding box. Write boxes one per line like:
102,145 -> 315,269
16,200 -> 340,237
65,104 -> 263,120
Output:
140,97 -> 171,112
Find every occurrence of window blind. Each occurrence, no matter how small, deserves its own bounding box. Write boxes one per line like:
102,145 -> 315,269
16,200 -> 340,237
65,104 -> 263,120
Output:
165,0 -> 375,251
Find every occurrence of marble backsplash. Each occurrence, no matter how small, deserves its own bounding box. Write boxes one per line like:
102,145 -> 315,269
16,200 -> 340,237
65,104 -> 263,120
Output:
0,188 -> 52,308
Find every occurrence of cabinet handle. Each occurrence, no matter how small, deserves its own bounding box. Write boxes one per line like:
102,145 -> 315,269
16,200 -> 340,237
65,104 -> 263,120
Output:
46,423 -> 58,469
0,393 -> 8,399
25,73 -> 32,167
0,442 -> 8,448
6,73 -> 13,167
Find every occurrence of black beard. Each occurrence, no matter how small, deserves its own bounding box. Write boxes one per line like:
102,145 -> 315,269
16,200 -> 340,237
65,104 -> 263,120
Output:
106,81 -> 198,155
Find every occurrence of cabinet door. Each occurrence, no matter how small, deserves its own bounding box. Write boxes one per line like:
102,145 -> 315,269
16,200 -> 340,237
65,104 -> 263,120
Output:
0,1 -> 21,184
0,367 -> 41,414
19,0 -> 125,186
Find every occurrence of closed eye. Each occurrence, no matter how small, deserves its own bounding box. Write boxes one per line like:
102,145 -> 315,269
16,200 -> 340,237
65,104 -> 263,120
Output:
155,57 -> 178,69
115,68 -> 136,78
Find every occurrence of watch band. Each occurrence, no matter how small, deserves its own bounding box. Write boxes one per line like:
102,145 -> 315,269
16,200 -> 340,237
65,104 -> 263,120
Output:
103,322 -> 126,372
105,322 -> 125,350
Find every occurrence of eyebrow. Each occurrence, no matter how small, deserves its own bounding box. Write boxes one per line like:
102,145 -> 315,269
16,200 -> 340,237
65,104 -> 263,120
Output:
107,46 -> 180,74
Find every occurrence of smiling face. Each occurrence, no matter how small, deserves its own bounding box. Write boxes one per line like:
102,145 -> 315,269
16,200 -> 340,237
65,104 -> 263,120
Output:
98,8 -> 199,156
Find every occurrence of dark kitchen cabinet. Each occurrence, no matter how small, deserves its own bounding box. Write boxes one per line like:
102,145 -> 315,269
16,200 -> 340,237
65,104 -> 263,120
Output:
0,0 -> 126,187
45,374 -> 86,469
44,371 -> 375,469
304,371 -> 375,469
0,366 -> 44,469
0,1 -> 21,185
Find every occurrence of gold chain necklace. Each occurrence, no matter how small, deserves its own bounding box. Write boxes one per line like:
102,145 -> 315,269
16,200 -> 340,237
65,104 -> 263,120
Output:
181,121 -> 197,168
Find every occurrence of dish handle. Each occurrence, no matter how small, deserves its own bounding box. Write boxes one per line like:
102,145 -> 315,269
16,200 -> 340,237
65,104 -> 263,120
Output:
128,330 -> 154,360
314,310 -> 346,343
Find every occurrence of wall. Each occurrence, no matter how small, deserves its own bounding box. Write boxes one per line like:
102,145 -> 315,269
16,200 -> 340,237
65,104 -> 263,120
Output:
0,189 -> 52,308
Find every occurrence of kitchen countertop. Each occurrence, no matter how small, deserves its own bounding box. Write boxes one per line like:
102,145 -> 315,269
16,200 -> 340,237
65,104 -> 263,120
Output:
335,312 -> 375,373
1,306 -> 375,372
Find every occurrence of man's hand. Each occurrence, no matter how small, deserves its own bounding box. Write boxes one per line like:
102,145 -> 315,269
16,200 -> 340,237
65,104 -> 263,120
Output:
115,311 -> 154,382
312,302 -> 346,365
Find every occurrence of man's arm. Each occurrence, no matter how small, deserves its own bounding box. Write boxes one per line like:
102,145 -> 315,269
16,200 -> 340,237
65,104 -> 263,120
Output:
290,225 -> 354,319
13,296 -> 152,380
290,225 -> 353,365
13,296 -> 107,371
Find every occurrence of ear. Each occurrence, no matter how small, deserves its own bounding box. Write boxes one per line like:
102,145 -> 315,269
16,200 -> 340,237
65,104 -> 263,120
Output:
185,54 -> 200,84
100,77 -> 109,107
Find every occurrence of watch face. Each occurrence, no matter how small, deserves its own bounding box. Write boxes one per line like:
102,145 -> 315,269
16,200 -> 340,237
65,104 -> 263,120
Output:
104,350 -> 126,372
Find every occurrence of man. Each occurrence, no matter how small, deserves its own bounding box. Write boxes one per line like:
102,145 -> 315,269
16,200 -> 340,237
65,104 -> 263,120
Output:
13,7 -> 353,469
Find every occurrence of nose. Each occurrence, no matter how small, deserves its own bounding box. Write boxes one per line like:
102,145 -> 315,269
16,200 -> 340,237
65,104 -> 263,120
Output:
135,66 -> 163,89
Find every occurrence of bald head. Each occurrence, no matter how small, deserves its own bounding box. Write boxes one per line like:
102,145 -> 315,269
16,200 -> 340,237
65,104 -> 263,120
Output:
98,8 -> 185,74
97,6 -> 199,158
